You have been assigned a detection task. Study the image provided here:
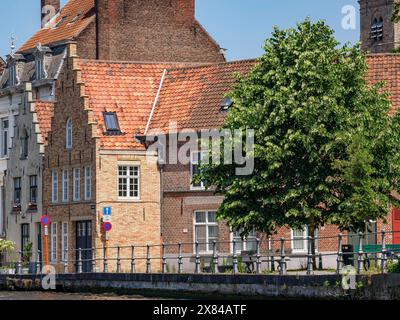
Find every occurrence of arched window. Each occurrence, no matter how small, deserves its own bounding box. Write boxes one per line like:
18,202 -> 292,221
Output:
371,17 -> 384,41
66,118 -> 73,149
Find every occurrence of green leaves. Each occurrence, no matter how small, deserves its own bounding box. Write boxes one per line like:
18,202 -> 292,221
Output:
196,19 -> 400,236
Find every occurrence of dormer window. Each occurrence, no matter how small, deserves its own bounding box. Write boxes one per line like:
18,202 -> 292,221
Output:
372,18 -> 384,41
103,112 -> 122,135
220,97 -> 234,111
35,57 -> 44,80
9,63 -> 17,87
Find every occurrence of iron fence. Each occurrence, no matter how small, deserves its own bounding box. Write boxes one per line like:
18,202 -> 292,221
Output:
1,230 -> 399,276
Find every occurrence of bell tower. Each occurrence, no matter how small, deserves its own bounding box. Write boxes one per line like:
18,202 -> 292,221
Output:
359,0 -> 399,53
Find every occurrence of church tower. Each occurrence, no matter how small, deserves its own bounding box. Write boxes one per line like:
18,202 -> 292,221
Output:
359,0 -> 400,53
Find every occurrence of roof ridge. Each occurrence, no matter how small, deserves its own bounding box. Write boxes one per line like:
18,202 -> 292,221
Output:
366,53 -> 400,57
165,58 -> 258,73
77,58 -> 204,67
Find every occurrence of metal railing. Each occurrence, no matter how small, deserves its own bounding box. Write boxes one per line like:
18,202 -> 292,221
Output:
1,230 -> 399,276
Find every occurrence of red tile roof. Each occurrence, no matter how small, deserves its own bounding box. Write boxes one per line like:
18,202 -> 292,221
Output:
146,60 -> 257,135
18,0 -> 95,52
35,101 -> 55,145
366,54 -> 400,113
77,60 -> 188,150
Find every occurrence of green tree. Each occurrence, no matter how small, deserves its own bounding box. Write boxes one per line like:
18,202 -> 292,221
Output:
195,19 -> 400,247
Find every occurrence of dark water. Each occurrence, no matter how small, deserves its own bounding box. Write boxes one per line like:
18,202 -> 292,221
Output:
0,291 -> 160,300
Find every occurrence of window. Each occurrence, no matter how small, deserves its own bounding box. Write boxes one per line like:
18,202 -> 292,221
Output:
191,151 -> 206,190
220,97 -> 234,111
14,178 -> 21,205
84,166 -> 92,200
35,57 -> 43,80
51,222 -> 58,262
371,17 -> 384,41
21,224 -> 30,253
1,119 -> 9,157
292,226 -> 319,253
9,64 -> 17,87
73,168 -> 81,201
118,165 -> 140,199
233,230 -> 257,253
62,170 -> 69,202
61,222 -> 68,262
194,211 -> 219,253
103,112 -> 120,133
29,175 -> 38,204
20,129 -> 29,159
66,118 -> 72,149
51,171 -> 58,203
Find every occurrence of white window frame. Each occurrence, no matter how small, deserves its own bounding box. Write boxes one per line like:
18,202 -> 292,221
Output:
84,166 -> 92,201
61,222 -> 68,262
194,211 -> 219,254
190,151 -> 207,190
62,170 -> 69,203
51,171 -> 58,203
231,229 -> 258,254
291,226 -> 319,253
51,222 -> 58,262
118,165 -> 140,200
73,168 -> 81,202
66,118 -> 73,149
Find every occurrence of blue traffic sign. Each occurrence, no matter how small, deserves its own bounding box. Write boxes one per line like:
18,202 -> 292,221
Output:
103,207 -> 112,216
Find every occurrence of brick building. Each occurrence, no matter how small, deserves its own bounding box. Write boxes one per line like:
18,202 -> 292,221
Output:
42,44 -> 191,272
359,0 -> 400,53
0,0 -> 224,264
141,55 -> 400,270
20,0 -> 225,63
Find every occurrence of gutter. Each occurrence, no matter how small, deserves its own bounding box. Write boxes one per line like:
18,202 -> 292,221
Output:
144,69 -> 167,135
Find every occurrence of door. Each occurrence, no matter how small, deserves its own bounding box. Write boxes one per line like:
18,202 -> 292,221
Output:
393,208 -> 400,245
76,221 -> 92,273
36,223 -> 42,268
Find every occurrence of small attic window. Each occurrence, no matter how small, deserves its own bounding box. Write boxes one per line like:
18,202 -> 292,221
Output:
35,57 -> 44,80
104,112 -> 121,135
220,97 -> 234,111
9,64 -> 17,87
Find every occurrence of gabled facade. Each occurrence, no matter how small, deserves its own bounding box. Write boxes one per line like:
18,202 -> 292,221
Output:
42,44 -> 178,272
5,83 -> 54,261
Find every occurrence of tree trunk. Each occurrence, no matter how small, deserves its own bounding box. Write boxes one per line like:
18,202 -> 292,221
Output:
308,223 -> 317,270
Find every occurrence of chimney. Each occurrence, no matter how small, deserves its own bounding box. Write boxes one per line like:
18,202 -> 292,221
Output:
41,0 -> 61,28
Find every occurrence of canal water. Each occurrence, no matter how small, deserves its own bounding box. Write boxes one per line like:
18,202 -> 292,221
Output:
0,291 -> 159,300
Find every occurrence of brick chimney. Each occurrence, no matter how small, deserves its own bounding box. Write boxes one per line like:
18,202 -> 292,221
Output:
95,0 -> 223,63
41,0 -> 61,28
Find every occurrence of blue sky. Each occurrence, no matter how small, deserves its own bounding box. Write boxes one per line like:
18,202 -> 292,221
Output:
0,0 -> 360,61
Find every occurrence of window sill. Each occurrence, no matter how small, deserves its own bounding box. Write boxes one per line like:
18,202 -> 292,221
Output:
117,198 -> 141,203
190,186 -> 207,191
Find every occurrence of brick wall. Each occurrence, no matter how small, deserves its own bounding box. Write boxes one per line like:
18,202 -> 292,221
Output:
43,46 -> 99,272
94,0 -> 224,62
360,0 -> 397,53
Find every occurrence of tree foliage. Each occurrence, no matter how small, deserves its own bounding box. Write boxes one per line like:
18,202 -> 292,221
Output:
195,19 -> 400,236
